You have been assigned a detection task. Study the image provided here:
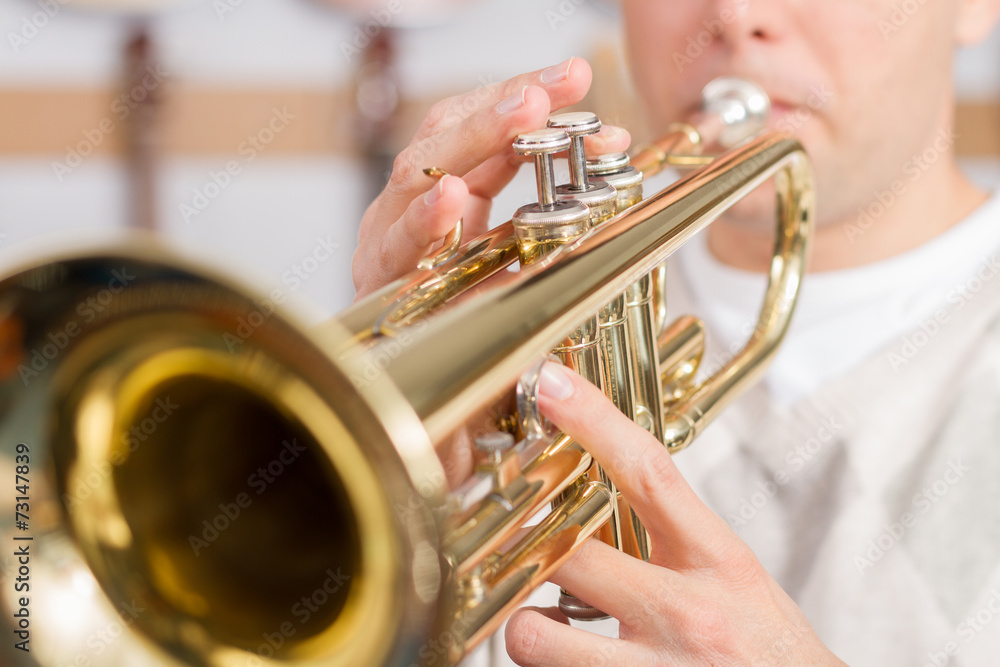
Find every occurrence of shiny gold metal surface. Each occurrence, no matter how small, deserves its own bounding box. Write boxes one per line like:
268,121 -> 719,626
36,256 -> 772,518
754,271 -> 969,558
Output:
0,83 -> 812,666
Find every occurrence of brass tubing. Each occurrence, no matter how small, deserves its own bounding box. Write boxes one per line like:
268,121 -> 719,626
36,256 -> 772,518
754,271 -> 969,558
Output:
663,166 -> 809,452
444,434 -> 592,577
374,133 -> 812,449
335,220 -> 520,342
659,316 -> 706,377
449,481 -> 614,662
625,274 -> 663,440
631,125 -> 703,176
650,262 -> 668,335
597,295 -> 636,423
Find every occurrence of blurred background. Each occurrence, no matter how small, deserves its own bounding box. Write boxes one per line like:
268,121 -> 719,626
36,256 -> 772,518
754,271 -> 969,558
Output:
2,2 -> 1000,666
0,0 -> 629,319
4,0 -> 998,320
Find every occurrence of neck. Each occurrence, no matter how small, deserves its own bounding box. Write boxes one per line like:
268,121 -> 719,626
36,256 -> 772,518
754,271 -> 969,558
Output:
707,150 -> 988,274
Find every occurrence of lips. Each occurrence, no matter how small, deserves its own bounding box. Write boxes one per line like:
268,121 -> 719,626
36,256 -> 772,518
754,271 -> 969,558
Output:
769,101 -> 795,125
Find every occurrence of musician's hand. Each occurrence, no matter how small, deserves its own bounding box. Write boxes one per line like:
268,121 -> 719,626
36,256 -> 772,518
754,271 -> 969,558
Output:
352,57 -> 630,298
505,362 -> 847,667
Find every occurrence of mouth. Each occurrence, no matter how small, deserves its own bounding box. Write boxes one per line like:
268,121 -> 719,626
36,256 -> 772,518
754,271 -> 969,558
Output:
769,101 -> 794,124
766,98 -> 820,135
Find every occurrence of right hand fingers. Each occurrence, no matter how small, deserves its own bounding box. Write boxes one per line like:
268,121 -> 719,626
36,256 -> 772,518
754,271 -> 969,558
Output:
355,59 -> 595,294
370,61 -> 583,238
352,121 -> 632,298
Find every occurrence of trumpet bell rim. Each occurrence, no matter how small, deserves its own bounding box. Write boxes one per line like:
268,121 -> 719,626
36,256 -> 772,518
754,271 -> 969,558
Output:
0,244 -> 448,667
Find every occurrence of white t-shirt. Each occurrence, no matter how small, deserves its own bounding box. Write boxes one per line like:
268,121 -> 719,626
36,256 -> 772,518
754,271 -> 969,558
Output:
668,191 -> 1000,666
476,191 -> 1000,667
675,190 -> 1000,405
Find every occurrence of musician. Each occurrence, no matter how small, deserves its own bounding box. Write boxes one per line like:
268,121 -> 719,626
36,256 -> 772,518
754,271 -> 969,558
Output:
353,1 -> 1000,664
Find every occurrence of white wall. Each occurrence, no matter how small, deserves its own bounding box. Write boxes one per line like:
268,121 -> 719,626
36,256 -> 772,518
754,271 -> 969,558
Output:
0,0 -> 613,315
5,0 -> 1000,314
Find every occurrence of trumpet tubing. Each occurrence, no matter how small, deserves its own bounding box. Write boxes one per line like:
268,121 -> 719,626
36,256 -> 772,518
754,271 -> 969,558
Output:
0,78 -> 812,666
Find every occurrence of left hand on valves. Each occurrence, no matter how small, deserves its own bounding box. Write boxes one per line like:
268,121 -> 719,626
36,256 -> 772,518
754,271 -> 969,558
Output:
504,361 -> 848,667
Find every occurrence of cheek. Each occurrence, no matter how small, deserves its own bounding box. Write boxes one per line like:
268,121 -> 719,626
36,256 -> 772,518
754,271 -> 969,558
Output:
623,2 -> 719,126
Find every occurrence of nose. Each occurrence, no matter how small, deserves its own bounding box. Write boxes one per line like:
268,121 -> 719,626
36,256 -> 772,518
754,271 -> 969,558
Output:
712,0 -> 791,49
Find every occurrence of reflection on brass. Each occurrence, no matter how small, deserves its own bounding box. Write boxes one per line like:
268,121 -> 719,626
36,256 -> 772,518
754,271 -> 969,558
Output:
0,78 -> 812,666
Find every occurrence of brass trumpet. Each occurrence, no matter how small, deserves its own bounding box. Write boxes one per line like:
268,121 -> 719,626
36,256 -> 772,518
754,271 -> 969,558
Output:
0,78 -> 811,666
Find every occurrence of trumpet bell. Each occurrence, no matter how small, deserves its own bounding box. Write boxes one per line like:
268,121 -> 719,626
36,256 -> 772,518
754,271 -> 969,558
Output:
0,247 -> 447,667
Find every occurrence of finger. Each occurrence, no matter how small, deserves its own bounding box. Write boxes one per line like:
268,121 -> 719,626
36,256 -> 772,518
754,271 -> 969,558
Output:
583,124 -> 633,157
412,57 -> 593,144
536,361 -> 737,568
505,607 -> 628,667
373,57 -> 595,240
372,84 -> 552,240
353,174 -> 468,297
547,538 -> 683,629
519,605 -> 571,626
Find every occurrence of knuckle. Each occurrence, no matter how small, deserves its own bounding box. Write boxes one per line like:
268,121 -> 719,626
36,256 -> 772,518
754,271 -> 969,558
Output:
389,148 -> 418,187
633,449 -> 681,497
420,98 -> 451,135
679,602 -> 738,654
376,237 -> 403,274
718,545 -> 766,592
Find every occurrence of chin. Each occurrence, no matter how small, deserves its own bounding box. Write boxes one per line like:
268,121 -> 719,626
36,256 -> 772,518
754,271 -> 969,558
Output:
717,183 -> 778,235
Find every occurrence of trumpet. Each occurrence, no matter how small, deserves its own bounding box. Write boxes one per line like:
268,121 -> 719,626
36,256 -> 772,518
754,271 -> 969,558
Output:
0,78 -> 811,666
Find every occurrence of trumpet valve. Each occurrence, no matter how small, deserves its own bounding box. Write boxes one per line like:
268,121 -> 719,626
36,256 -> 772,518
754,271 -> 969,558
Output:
512,129 -> 591,264
547,111 -> 617,225
474,431 -> 519,492
587,151 -> 644,211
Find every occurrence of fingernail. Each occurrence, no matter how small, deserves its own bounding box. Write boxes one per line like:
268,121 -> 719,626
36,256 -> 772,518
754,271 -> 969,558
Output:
424,175 -> 447,205
538,361 -> 575,401
496,86 -> 527,114
540,57 -> 574,84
